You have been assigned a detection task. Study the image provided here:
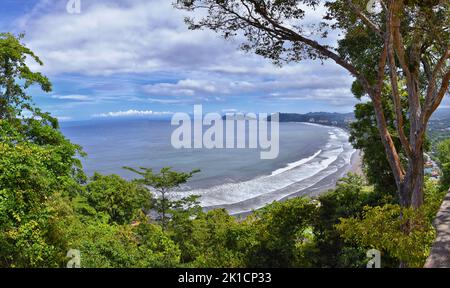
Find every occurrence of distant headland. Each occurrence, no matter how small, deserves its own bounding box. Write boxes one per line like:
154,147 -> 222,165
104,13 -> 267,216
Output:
267,112 -> 355,129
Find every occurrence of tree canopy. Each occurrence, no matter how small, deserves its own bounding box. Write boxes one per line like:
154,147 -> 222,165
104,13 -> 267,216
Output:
176,0 -> 450,209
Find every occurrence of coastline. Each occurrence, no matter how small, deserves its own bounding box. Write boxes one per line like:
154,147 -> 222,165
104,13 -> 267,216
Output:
66,119 -> 363,218
227,149 -> 364,218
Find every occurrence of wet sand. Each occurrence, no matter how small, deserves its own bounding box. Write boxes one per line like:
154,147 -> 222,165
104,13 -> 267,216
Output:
205,150 -> 363,218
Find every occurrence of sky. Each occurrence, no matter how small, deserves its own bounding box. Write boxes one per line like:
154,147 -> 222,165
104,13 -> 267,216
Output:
2,0 -> 448,121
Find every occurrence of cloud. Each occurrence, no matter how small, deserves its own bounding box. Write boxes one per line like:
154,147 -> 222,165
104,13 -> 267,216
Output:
51,94 -> 92,101
147,98 -> 183,104
56,116 -> 72,121
221,109 -> 238,113
6,0 -> 362,117
20,0 -> 238,76
19,0 -> 348,79
141,70 -> 355,104
93,109 -> 173,118
142,79 -> 220,97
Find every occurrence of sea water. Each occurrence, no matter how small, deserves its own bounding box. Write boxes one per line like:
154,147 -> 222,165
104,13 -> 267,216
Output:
61,119 -> 355,215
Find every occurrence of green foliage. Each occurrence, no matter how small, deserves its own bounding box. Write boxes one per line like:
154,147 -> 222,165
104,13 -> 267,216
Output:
125,167 -> 200,191
337,25 -> 383,85
84,173 -> 152,225
437,138 -> 450,188
126,167 -> 200,230
312,174 -> 387,267
422,179 -> 448,223
174,209 -> 254,268
337,204 -> 435,267
0,142 -> 75,267
337,180 -> 446,267
0,33 -> 87,267
349,89 -> 405,197
0,33 -> 51,120
168,198 -> 319,268
61,214 -> 180,268
1,31 -> 447,269
246,197 -> 317,267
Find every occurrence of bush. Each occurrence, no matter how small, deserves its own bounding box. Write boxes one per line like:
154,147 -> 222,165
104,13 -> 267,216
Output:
84,173 -> 152,225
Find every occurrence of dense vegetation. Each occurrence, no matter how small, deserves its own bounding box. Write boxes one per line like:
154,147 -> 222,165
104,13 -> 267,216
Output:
267,112 -> 354,129
1,28 -> 449,268
176,0 -> 449,212
436,139 -> 450,187
428,116 -> 450,156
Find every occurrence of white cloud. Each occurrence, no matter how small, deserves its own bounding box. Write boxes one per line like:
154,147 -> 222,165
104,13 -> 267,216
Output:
221,109 -> 238,113
143,79 -> 220,96
56,116 -> 72,121
51,94 -> 91,101
93,109 -> 173,118
19,0 -> 350,80
12,0 -> 361,113
141,71 -> 354,103
20,0 -> 238,76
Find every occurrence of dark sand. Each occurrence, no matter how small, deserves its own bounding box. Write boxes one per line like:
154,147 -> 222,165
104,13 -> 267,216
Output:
205,150 -> 364,218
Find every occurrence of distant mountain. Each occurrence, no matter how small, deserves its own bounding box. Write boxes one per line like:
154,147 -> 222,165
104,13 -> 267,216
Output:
431,108 -> 450,120
267,112 -> 355,128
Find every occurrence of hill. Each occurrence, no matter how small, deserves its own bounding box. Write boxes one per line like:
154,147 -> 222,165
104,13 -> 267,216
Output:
267,112 -> 355,129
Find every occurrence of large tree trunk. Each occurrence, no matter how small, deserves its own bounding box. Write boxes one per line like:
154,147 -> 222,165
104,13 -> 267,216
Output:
399,152 -> 425,209
371,89 -> 425,210
410,148 -> 425,209
398,149 -> 424,268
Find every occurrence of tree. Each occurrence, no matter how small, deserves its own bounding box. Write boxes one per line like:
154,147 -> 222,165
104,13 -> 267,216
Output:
125,167 -> 200,230
0,142 -> 75,267
348,81 -> 433,198
437,138 -> 450,188
337,203 -> 435,267
61,213 -> 181,268
247,197 -> 317,267
0,33 -> 85,188
336,178 -> 447,267
176,0 -> 450,209
84,173 -> 153,225
0,33 -> 85,267
0,33 -> 51,120
174,208 -> 254,267
313,174 -> 381,267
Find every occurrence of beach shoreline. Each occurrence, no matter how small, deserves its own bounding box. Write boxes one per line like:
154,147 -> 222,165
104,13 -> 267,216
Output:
214,149 -> 364,218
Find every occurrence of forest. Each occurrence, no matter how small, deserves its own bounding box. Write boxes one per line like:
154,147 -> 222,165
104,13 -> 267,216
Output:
1,0 -> 450,268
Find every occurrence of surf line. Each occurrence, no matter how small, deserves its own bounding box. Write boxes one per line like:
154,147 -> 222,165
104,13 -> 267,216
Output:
271,150 -> 322,176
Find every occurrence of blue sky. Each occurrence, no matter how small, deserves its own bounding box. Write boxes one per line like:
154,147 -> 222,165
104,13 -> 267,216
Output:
2,0 -> 448,121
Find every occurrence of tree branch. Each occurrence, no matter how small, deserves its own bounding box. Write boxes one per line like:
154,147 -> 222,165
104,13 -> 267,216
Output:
346,0 -> 383,37
421,48 -> 450,136
216,0 -> 375,94
370,22 -> 406,185
390,1 -> 412,81
386,4 -> 413,158
427,69 -> 450,121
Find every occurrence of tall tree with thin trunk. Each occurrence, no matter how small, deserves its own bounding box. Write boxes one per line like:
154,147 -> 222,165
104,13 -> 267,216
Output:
0,33 -> 52,120
176,0 -> 449,209
124,167 -> 200,231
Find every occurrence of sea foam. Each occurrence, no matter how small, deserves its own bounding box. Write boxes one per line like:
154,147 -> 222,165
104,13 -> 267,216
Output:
171,126 -> 355,214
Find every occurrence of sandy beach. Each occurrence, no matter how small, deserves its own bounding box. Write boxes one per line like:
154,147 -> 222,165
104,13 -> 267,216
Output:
228,150 -> 364,218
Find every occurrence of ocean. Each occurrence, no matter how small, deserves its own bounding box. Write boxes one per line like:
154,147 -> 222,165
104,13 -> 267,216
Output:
61,119 -> 355,215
